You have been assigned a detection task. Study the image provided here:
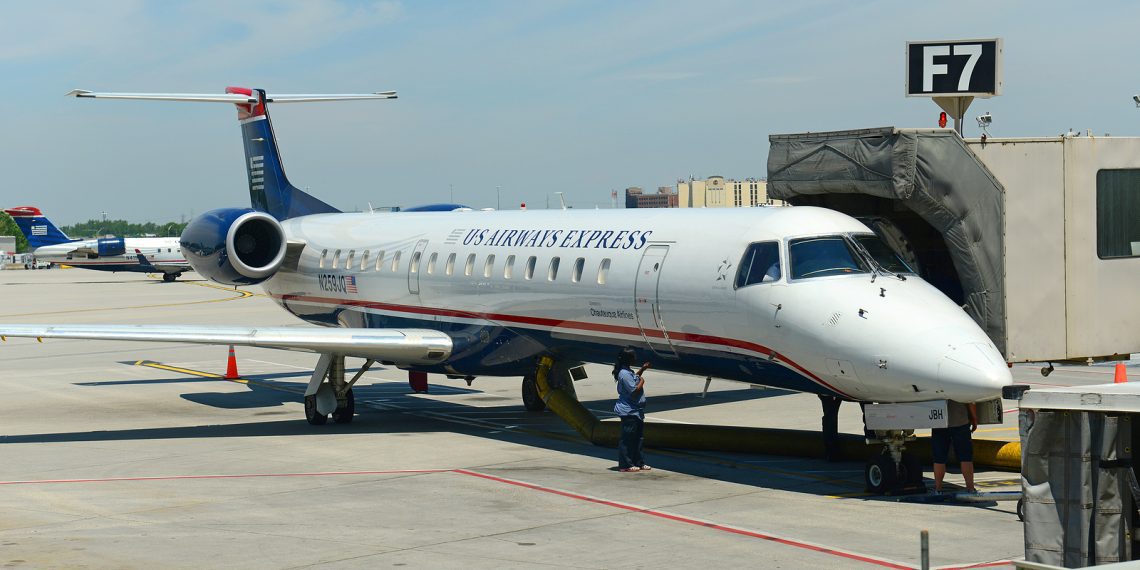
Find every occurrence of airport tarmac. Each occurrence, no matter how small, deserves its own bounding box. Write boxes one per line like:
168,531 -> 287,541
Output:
0,269 -> 1127,569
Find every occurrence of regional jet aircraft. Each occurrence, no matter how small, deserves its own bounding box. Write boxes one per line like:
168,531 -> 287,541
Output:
4,206 -> 191,281
0,88 -> 1012,492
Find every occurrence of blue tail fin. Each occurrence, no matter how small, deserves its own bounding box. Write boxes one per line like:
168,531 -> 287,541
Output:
226,87 -> 341,221
3,207 -> 78,248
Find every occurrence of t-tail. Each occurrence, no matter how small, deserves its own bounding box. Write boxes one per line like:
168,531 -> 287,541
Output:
2,206 -> 77,248
67,87 -> 397,220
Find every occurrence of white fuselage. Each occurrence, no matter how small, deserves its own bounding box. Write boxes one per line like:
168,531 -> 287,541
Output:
258,206 -> 1010,403
34,237 -> 189,275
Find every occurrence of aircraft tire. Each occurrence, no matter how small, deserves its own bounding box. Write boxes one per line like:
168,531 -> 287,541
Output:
304,394 -> 328,425
163,273 -> 176,282
899,452 -> 923,486
332,388 -> 355,424
864,453 -> 897,495
1016,498 -> 1025,521
521,375 -> 546,412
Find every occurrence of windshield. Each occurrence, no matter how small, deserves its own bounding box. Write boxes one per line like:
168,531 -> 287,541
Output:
789,236 -> 869,279
852,234 -> 914,274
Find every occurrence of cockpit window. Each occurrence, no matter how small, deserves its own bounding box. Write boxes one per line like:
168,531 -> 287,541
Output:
789,236 -> 869,279
735,241 -> 781,288
852,234 -> 914,274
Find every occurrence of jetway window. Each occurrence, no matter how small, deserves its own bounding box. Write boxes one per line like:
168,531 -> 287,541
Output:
735,241 -> 781,288
572,257 -> 585,283
1097,169 -> 1140,259
504,255 -> 515,279
445,253 -> 455,276
788,236 -> 868,280
597,258 -> 611,284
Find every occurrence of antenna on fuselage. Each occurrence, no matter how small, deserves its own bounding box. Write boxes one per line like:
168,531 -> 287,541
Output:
555,192 -> 568,211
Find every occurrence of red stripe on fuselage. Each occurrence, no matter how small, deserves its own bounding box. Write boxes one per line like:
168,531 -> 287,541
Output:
272,293 -> 850,398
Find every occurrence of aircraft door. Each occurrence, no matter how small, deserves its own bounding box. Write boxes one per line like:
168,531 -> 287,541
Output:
634,245 -> 678,358
408,239 -> 429,295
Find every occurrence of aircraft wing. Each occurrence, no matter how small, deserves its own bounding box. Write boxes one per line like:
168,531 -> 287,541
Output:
0,324 -> 451,365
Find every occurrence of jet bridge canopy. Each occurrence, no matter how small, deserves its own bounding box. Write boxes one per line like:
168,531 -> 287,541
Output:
769,127 -> 1140,363
767,127 -> 1007,353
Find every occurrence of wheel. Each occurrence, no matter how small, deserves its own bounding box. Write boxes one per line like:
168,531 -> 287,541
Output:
304,394 -> 328,425
332,388 -> 355,424
899,452 -> 924,486
1016,498 -> 1025,521
163,273 -> 176,282
864,453 -> 898,495
521,374 -> 546,412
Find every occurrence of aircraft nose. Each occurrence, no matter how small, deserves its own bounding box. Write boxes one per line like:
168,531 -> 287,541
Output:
938,341 -> 1012,401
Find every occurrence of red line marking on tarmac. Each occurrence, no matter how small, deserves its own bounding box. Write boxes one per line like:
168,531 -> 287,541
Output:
935,561 -> 1014,569
0,469 -> 448,486
454,469 -> 913,569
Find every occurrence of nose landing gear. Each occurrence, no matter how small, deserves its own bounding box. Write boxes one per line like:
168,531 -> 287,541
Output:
864,430 -> 926,495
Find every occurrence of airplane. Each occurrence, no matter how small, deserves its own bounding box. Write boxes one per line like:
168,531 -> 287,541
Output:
3,206 -> 192,281
0,87 -> 1012,491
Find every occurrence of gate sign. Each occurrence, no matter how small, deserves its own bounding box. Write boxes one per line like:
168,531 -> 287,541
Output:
906,38 -> 1002,98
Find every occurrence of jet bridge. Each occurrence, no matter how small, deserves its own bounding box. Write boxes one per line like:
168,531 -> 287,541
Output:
768,127 -> 1140,363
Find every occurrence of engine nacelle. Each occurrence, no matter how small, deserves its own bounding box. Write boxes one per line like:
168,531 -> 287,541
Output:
96,237 -> 126,257
180,208 -> 286,285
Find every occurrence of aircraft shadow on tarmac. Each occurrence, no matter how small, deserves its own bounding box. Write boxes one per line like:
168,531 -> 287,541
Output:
0,372 -> 894,500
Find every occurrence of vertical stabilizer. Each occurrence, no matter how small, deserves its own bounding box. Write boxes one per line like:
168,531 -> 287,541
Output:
3,207 -> 77,248
225,87 -> 341,220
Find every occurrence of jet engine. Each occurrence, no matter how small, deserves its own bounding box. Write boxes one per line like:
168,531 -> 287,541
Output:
180,208 -> 286,285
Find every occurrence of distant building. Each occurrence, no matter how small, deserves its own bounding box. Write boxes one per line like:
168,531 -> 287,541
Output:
624,186 -> 678,209
676,176 -> 783,208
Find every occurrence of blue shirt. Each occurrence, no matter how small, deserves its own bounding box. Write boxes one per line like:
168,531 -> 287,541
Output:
613,368 -> 646,417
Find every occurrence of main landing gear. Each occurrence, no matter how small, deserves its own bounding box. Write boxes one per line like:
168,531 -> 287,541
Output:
864,429 -> 925,495
304,354 -> 374,425
162,272 -> 183,282
521,374 -> 546,412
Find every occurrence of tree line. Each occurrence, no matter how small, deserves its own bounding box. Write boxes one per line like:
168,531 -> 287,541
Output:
0,213 -> 187,253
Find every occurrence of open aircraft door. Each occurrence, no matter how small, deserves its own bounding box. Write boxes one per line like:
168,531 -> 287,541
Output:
407,239 -> 428,295
634,245 -> 678,358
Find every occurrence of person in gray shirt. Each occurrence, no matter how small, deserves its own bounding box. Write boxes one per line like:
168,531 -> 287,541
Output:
932,400 -> 978,493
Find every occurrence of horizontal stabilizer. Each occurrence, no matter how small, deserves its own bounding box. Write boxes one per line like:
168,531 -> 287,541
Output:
66,90 -> 397,103
0,324 -> 451,365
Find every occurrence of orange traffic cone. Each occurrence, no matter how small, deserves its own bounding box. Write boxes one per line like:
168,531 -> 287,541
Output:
225,345 -> 240,380
1115,362 -> 1128,384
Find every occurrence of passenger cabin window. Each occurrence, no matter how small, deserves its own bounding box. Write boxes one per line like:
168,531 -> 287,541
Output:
374,250 -> 385,272
427,252 -> 438,275
504,255 -> 516,279
483,254 -> 496,278
851,234 -> 913,274
572,257 -> 585,283
735,242 -> 782,288
390,251 -> 401,272
332,249 -> 342,269
360,251 -> 370,270
1097,169 -> 1140,258
445,253 -> 456,276
524,256 -> 536,280
345,250 -> 355,269
319,249 -> 328,269
548,257 -> 560,281
409,251 -> 421,274
597,258 -> 611,285
464,253 -> 476,276
788,236 -> 868,279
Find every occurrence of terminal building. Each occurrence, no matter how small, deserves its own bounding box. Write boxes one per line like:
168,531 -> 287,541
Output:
624,177 -> 784,209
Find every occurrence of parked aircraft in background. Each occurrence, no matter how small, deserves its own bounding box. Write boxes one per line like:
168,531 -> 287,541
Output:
3,206 -> 192,281
0,88 -> 1012,492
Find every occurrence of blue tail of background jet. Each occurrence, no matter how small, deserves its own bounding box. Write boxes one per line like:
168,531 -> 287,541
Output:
3,207 -> 78,248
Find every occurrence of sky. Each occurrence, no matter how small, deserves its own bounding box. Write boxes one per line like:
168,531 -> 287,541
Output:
3,1 -> 1139,223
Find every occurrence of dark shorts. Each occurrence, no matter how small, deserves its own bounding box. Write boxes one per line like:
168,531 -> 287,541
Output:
931,424 -> 973,463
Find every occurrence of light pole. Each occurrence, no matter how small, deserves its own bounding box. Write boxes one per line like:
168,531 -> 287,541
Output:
496,186 -> 501,210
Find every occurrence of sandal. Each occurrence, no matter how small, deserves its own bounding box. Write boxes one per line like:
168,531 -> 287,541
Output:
619,467 -> 641,472
639,465 -> 652,471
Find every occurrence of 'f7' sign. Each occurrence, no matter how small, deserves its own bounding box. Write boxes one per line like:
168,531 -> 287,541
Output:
906,39 -> 1002,98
